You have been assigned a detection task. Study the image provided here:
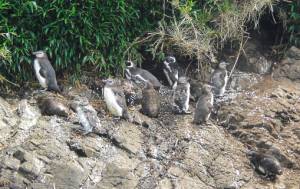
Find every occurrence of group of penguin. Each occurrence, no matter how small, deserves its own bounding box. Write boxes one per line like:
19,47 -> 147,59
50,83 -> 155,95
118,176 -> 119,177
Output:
124,57 -> 230,124
32,50 -> 283,180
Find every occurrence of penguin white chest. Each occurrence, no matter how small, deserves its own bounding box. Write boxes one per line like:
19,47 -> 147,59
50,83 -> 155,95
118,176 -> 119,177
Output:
219,73 -> 228,96
104,87 -> 123,117
184,84 -> 190,111
34,59 -> 47,88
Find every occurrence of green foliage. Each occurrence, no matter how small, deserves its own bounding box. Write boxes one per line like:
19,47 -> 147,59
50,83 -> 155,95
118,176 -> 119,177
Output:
0,0 -> 163,82
288,1 -> 300,46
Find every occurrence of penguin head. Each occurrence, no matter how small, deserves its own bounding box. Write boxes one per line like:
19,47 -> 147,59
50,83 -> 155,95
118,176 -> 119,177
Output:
201,84 -> 213,95
32,50 -> 47,58
103,78 -> 120,87
164,56 -> 176,65
126,61 -> 136,68
219,61 -> 230,69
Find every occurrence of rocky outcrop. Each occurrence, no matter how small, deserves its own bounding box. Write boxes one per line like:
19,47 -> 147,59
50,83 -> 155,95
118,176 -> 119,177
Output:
0,76 -> 300,188
217,78 -> 300,188
273,46 -> 300,81
0,85 -> 252,189
237,39 -> 273,75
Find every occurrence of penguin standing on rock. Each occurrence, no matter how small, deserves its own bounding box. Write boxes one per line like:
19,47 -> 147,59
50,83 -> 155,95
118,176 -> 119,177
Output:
247,151 -> 283,180
193,84 -> 214,125
172,76 -> 191,114
210,61 -> 230,97
32,50 -> 61,93
190,79 -> 204,101
141,82 -> 160,117
163,56 -> 179,89
103,78 -> 130,120
125,61 -> 161,90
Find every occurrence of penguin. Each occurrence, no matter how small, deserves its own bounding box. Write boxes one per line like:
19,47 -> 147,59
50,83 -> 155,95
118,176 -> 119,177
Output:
125,61 -> 161,90
70,97 -> 101,134
190,79 -> 204,101
247,151 -> 283,180
193,84 -> 214,125
163,56 -> 179,89
141,81 -> 160,117
172,76 -> 191,114
32,50 -> 60,92
210,61 -> 230,97
103,78 -> 130,120
37,97 -> 69,117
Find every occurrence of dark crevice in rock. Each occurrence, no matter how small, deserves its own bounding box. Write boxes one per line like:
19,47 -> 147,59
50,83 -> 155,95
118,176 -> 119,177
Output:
66,141 -> 88,158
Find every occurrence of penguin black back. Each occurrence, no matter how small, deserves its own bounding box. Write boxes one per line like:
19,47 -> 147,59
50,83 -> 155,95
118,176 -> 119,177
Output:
125,61 -> 161,90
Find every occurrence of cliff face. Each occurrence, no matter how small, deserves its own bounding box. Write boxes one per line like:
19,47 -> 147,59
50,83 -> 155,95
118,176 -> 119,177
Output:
1,46 -> 300,189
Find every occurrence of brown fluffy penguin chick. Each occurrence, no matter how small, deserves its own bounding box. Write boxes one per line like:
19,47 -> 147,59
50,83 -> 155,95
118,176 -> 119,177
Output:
37,97 -> 69,117
193,84 -> 214,125
141,82 -> 160,117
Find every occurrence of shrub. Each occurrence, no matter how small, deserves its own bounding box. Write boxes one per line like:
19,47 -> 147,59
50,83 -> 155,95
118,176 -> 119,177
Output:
288,1 -> 300,46
0,0 -> 163,83
128,0 -> 275,75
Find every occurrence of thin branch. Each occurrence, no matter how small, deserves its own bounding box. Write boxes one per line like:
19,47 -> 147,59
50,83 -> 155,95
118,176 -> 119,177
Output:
0,74 -> 20,87
228,36 -> 249,79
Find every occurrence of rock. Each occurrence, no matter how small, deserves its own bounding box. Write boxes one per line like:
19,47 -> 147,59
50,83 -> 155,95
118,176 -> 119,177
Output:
19,161 -> 41,179
97,163 -> 138,189
48,161 -> 88,189
228,71 -> 262,91
109,122 -> 143,155
237,40 -> 273,74
218,79 -> 300,181
1,157 -> 20,171
159,178 -> 172,189
17,99 -> 36,119
273,46 -> 300,81
1,77 -> 300,188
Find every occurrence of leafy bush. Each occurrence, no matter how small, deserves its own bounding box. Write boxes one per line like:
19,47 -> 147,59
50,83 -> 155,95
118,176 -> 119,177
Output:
0,0 -> 163,82
288,1 -> 300,46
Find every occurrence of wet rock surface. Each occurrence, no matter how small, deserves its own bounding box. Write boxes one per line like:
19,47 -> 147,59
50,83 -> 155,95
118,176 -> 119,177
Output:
236,39 -> 273,75
0,76 -> 300,188
273,46 -> 300,82
218,77 -> 300,188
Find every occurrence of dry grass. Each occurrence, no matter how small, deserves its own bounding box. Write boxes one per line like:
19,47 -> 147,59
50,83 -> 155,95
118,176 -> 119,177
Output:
129,0 -> 277,76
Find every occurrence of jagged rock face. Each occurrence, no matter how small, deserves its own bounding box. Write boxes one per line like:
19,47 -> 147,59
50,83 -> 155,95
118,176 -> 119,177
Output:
217,78 -> 300,187
0,76 -> 300,188
273,46 -> 300,81
237,39 -> 273,75
0,86 -> 252,188
228,71 -> 262,92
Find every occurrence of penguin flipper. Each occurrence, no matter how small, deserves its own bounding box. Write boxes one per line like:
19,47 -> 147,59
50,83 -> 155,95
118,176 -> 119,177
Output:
39,68 -> 47,79
112,88 -> 128,110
